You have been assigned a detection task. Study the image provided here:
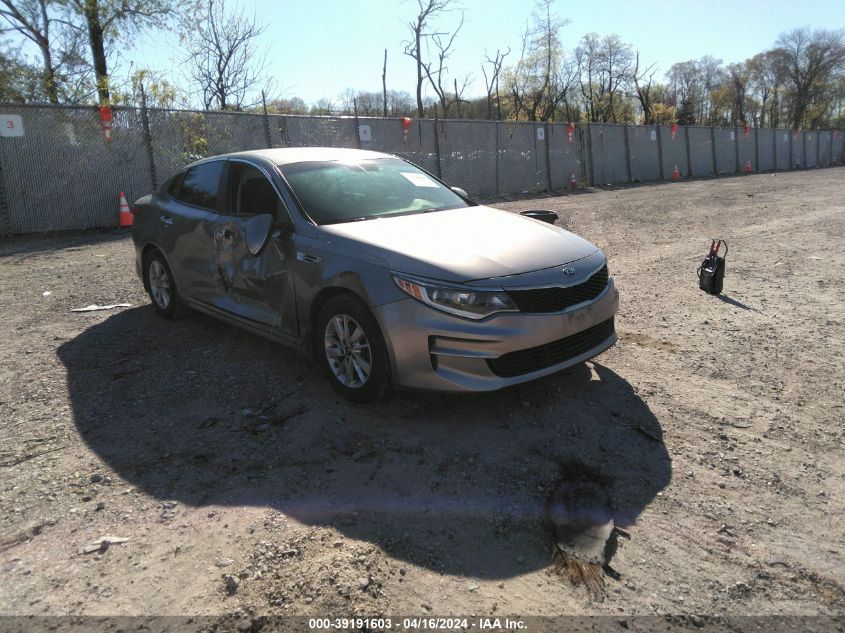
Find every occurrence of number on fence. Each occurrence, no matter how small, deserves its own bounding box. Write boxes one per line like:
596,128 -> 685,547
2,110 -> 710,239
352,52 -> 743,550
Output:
0,114 -> 25,138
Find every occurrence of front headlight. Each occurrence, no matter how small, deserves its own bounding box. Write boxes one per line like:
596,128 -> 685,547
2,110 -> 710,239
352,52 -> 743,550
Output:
393,274 -> 517,319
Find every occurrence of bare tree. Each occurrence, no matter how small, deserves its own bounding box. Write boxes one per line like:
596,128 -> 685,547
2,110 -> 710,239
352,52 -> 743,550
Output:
599,34 -> 634,122
452,75 -> 472,117
387,89 -> 415,116
724,62 -> 749,124
632,51 -> 657,123
337,87 -> 356,114
666,59 -> 706,123
575,32 -> 599,121
419,11 -> 465,118
402,0 -> 457,118
577,33 -> 634,122
747,51 -> 781,127
333,89 -> 416,117
697,55 -> 723,123
310,97 -> 334,115
507,0 -> 573,121
773,28 -> 845,128
181,0 -> 269,110
481,47 -> 509,119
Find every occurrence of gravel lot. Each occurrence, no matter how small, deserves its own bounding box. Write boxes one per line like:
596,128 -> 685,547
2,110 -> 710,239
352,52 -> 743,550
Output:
1,169 -> 843,623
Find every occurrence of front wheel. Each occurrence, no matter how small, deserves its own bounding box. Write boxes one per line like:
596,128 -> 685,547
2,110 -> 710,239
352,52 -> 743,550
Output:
315,295 -> 390,403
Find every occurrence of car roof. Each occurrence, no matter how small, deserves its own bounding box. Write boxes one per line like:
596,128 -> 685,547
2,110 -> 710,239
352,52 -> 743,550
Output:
225,147 -> 395,166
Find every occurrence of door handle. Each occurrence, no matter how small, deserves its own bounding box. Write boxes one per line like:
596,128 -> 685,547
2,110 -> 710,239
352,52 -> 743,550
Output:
296,251 -> 322,263
215,228 -> 233,240
159,215 -> 173,226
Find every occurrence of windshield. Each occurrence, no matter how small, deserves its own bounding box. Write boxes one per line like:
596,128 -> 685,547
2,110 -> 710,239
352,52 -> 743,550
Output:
279,157 -> 471,225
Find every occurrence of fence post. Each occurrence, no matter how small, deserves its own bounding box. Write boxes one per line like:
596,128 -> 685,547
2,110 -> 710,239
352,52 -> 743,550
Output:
789,129 -> 794,168
261,90 -> 273,149
202,111 -> 212,157
353,99 -> 361,150
802,130 -> 807,167
734,126 -> 740,173
684,125 -> 692,178
279,117 -> 290,147
816,131 -> 820,167
773,129 -> 777,170
623,124 -> 632,183
139,83 -> 157,191
829,132 -> 834,166
710,126 -> 717,175
0,142 -> 10,236
656,124 -> 665,180
494,120 -> 500,195
544,121 -> 552,191
433,105 -> 442,179
754,126 -> 759,172
584,123 -> 594,187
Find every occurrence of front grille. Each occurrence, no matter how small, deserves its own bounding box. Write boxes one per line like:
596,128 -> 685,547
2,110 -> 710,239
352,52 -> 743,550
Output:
506,265 -> 608,313
487,318 -> 615,378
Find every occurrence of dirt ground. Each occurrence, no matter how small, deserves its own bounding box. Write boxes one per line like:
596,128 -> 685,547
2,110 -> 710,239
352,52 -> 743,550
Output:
1,169 -> 843,625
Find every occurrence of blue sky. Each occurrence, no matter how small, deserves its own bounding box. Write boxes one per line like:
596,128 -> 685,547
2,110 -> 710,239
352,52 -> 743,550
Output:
125,0 -> 845,105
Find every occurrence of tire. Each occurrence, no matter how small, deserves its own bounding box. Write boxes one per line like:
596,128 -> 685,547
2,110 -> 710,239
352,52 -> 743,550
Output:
144,250 -> 188,319
315,294 -> 391,403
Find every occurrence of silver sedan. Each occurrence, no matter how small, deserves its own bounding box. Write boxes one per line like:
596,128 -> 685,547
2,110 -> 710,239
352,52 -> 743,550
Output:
131,147 -> 619,402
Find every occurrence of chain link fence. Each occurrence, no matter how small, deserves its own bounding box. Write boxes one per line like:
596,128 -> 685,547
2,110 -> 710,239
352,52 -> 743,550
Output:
586,123 -> 845,184
0,103 -> 842,235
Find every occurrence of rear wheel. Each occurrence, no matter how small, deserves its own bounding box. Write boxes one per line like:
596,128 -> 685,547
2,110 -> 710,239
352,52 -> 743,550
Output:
315,295 -> 390,403
144,251 -> 188,318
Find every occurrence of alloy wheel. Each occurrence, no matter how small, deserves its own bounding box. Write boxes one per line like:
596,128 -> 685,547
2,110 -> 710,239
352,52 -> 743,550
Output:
324,313 -> 372,388
148,259 -> 171,310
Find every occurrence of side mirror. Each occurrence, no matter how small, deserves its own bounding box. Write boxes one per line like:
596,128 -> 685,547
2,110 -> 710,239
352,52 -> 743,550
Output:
244,213 -> 274,256
520,210 -> 558,225
450,186 -> 469,199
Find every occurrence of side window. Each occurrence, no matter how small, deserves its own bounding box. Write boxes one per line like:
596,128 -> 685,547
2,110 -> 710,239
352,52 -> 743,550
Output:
166,173 -> 183,198
229,162 -> 280,218
175,161 -> 224,209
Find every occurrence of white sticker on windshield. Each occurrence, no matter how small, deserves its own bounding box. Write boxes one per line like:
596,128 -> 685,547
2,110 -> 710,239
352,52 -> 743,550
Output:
400,172 -> 438,187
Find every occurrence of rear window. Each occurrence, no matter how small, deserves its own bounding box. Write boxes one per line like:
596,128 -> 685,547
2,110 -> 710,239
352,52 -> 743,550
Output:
174,161 -> 224,209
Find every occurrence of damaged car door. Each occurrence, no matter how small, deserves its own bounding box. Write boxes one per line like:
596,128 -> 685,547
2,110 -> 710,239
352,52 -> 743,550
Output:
212,159 -> 298,337
164,159 -> 226,305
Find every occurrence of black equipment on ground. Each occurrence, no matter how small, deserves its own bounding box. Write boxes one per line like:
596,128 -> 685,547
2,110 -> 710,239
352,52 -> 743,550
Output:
698,239 -> 728,295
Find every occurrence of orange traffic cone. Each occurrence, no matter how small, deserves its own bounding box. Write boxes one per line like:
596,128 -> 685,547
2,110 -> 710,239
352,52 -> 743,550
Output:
671,164 -> 680,179
570,173 -> 577,190
744,160 -> 753,173
118,192 -> 133,227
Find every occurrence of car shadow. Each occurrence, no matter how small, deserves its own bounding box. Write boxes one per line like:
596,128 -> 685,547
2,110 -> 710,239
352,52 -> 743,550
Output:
57,306 -> 671,580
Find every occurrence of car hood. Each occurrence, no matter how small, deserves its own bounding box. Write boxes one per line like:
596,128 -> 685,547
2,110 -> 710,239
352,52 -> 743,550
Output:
318,206 -> 598,283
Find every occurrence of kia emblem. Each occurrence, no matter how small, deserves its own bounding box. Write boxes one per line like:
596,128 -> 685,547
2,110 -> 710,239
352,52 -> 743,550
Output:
562,267 -> 576,275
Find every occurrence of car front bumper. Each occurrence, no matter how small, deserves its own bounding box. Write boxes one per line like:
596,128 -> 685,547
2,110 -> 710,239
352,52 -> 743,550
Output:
373,278 -> 619,392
